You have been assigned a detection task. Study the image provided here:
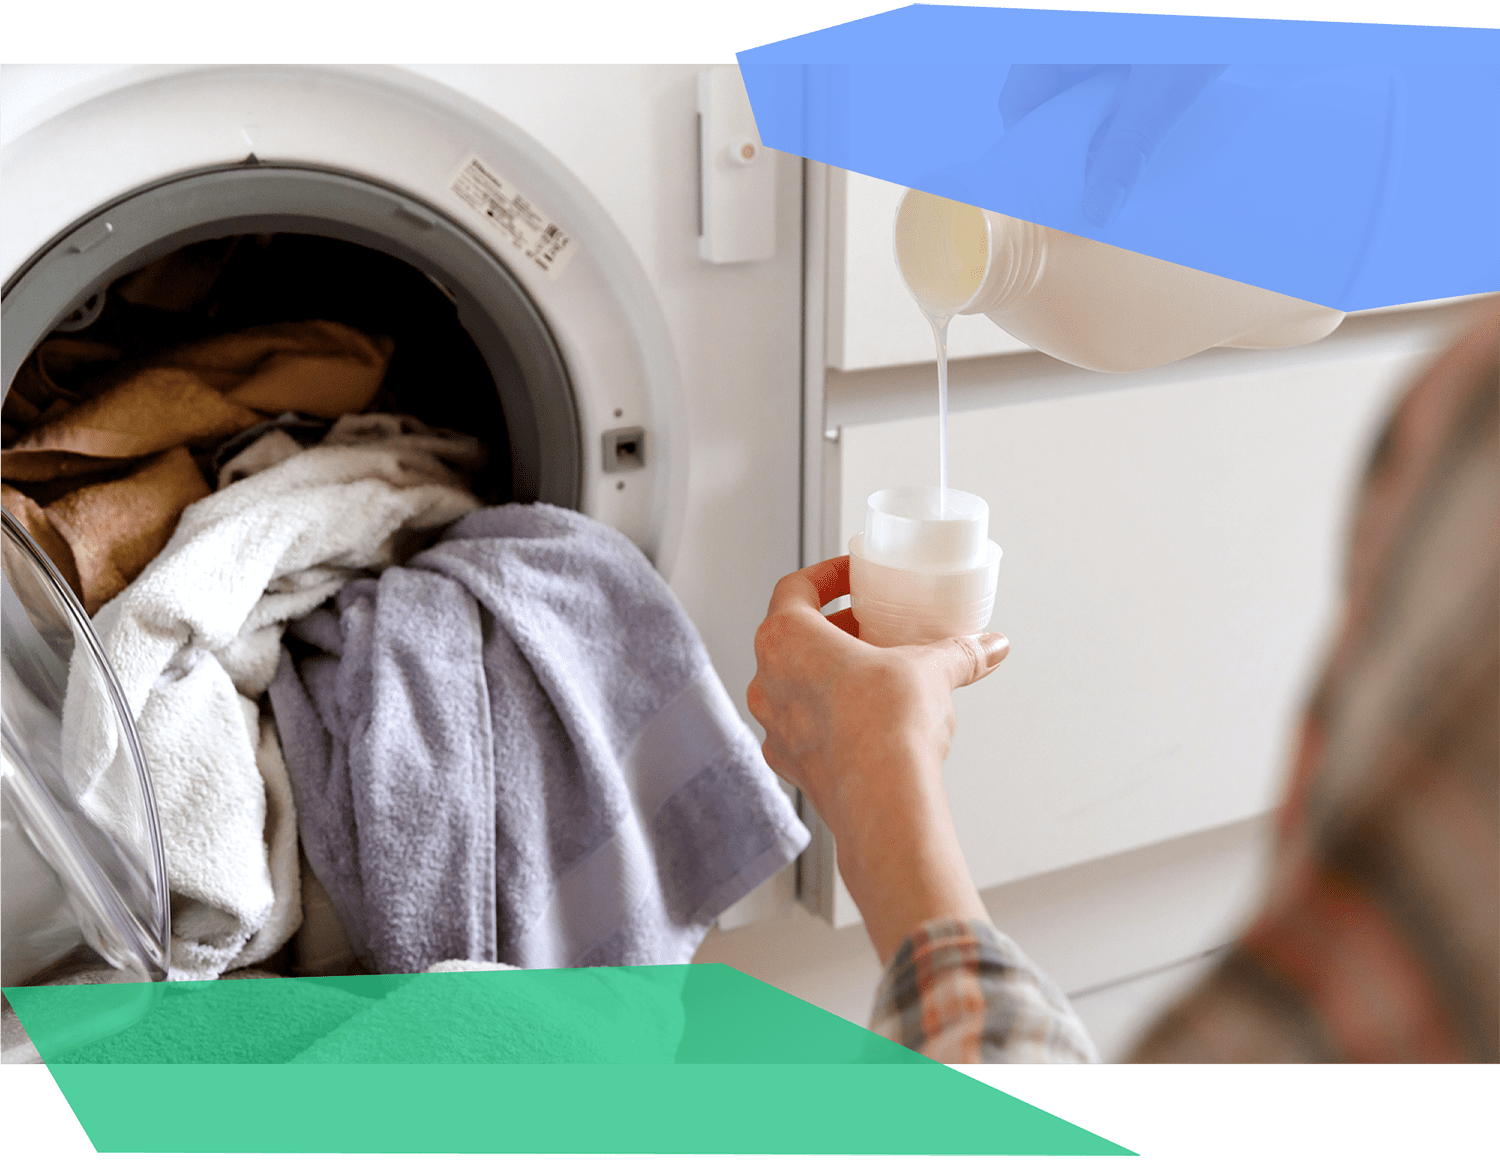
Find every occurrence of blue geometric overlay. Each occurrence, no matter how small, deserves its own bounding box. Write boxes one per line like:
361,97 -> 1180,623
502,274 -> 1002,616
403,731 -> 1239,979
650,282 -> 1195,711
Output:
738,6 -> 1500,310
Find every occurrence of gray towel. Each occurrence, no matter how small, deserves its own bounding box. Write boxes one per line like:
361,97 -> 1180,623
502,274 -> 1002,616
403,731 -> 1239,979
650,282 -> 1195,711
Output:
268,503 -> 808,974
291,964 -> 687,1063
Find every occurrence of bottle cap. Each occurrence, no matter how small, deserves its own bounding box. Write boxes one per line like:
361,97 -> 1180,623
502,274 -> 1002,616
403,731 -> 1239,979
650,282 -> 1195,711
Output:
894,188 -> 1045,320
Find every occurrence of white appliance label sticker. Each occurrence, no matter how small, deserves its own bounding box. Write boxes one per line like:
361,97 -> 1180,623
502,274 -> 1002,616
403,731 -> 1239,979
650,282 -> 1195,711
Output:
450,155 -> 577,279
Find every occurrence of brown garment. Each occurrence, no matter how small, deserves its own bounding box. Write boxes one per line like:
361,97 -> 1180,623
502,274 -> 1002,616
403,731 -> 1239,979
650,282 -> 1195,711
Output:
3,449 -> 211,614
0,484 -> 79,597
2,320 -> 392,613
112,237 -> 244,314
2,321 -> 392,481
0,338 -> 123,447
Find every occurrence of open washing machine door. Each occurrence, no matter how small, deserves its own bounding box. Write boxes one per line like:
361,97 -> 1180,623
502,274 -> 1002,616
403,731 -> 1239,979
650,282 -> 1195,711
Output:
1,66 -> 690,992
2,508 -> 170,988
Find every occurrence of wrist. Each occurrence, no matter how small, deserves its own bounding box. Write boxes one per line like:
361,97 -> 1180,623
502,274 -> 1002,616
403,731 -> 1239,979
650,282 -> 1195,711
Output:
830,751 -> 988,966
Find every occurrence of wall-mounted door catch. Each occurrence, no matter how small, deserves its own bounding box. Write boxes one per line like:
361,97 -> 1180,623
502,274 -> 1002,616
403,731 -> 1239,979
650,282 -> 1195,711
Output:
697,66 -> 776,264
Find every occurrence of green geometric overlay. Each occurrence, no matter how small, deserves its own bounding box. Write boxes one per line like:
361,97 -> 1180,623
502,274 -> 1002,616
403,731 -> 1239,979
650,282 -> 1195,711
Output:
6,965 -> 1132,1154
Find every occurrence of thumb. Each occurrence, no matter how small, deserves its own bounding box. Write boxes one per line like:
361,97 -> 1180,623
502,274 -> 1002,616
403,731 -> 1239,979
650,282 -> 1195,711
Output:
1082,64 -> 1227,226
918,631 -> 1011,691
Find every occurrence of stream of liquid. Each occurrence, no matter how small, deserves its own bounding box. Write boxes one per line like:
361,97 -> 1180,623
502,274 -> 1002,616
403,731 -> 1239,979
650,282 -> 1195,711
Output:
926,312 -> 952,519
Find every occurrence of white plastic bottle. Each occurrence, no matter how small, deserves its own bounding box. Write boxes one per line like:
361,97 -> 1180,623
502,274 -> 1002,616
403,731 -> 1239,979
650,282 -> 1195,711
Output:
894,188 -> 1346,373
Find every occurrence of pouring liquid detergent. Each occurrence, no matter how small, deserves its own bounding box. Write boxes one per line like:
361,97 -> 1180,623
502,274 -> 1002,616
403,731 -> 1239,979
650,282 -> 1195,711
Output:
846,206 -> 1001,649
852,77 -> 1350,645
892,189 -> 1345,373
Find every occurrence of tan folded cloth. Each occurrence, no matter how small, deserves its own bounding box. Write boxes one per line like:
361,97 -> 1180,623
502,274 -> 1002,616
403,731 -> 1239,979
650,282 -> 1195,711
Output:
1,483 -> 81,597
3,320 -> 392,612
3,321 -> 393,482
1,338 -> 123,447
3,447 -> 211,614
113,236 -> 242,313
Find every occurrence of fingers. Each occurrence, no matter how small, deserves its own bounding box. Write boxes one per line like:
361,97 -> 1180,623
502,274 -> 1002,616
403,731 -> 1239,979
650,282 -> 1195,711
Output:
767,555 -> 851,617
1083,64 -> 1228,226
913,631 -> 1010,691
998,64 -> 1108,131
1000,63 -> 1227,225
753,557 -> 860,688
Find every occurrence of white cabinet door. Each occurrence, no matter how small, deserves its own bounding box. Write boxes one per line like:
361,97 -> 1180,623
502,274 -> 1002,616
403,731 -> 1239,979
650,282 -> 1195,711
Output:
801,332 -> 1446,922
827,169 -> 1030,371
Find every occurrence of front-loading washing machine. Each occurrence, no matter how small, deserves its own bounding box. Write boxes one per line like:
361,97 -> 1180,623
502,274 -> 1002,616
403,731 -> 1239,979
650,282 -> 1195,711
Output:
1,65 -> 807,1026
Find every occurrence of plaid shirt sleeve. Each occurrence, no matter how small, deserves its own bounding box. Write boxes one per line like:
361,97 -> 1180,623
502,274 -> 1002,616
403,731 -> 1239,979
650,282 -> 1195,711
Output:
869,916 -> 1098,1063
1128,301 -> 1499,1063
871,299 -> 1499,1065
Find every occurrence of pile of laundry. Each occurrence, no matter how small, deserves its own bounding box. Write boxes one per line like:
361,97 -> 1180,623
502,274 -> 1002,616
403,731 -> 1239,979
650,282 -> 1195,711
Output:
4,291 -> 807,983
3,956 -> 688,1066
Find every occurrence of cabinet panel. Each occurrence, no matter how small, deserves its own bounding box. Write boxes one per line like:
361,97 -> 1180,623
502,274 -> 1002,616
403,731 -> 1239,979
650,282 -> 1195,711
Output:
699,813 -> 1271,1029
832,348 -> 1421,893
827,169 -> 1029,371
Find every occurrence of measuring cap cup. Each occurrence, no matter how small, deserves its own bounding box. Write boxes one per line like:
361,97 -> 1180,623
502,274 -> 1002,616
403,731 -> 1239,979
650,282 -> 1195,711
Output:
848,487 -> 1002,648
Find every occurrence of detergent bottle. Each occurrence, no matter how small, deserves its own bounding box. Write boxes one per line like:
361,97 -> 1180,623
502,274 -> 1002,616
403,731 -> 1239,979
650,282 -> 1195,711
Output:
887,65 -> 1397,373
852,67 -> 1378,645
893,189 -> 1346,373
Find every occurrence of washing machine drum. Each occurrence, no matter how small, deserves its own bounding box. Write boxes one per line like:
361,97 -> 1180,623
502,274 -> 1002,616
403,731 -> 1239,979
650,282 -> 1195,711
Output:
1,163 -> 585,987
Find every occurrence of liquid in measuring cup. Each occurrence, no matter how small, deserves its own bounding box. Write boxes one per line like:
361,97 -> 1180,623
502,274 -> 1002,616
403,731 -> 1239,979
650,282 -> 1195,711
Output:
925,312 -> 952,515
911,198 -> 987,515
841,198 -> 1001,647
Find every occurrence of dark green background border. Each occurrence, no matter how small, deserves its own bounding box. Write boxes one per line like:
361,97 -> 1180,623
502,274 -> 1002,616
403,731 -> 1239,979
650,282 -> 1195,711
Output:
2,2 -> 1500,1157
2,0 -> 1500,60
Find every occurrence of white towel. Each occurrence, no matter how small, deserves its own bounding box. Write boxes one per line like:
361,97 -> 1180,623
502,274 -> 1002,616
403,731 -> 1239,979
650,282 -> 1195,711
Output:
63,416 -> 482,980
